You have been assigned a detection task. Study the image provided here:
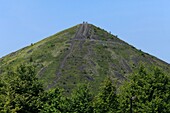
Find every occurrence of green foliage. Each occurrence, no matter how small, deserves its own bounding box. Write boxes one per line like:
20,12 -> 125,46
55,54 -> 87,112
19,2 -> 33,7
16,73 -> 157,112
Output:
0,64 -> 170,113
119,66 -> 170,113
1,23 -> 170,94
0,23 -> 170,113
0,64 -> 44,113
93,77 -> 118,113
40,84 -> 94,113
69,84 -> 93,113
40,88 -> 66,113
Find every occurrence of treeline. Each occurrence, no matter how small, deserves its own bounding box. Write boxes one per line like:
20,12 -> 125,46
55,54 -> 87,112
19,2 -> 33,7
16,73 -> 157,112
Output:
0,64 -> 170,113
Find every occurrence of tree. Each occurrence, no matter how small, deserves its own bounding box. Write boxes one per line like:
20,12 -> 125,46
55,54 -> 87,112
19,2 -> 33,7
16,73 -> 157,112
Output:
0,76 -> 6,111
69,84 -> 93,113
93,77 -> 118,113
40,88 -> 66,113
0,64 -> 44,113
119,66 -> 170,113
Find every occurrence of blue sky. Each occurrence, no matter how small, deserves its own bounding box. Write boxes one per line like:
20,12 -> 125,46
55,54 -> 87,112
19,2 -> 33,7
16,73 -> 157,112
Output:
0,0 -> 170,63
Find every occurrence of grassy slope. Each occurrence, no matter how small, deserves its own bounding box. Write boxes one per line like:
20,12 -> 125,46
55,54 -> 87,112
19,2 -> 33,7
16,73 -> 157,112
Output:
0,25 -> 78,84
0,24 -> 170,93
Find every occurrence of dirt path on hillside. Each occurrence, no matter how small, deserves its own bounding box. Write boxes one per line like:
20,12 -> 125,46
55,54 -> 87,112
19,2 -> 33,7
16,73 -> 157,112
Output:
57,23 -> 89,75
56,22 -> 123,77
45,23 -> 91,89
48,22 -> 124,89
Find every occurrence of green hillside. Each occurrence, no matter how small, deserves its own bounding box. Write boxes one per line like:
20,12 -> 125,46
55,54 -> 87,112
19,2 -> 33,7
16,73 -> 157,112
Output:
0,23 -> 170,93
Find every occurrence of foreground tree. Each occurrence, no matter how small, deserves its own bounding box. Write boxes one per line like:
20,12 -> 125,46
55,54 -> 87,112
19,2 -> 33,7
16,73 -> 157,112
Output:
0,64 -> 44,113
40,88 -> 66,113
93,77 -> 118,113
69,84 -> 93,113
119,66 -> 170,113
0,76 -> 6,111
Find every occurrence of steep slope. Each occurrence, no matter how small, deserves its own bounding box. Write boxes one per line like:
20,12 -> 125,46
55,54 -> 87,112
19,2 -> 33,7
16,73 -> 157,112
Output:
0,23 -> 170,93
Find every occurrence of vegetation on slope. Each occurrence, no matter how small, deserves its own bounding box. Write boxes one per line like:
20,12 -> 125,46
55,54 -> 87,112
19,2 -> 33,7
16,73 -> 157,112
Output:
0,64 -> 169,112
0,23 -> 170,93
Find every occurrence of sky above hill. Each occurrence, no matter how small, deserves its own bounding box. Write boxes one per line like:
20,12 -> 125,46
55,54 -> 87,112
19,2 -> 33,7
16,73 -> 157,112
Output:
0,0 -> 170,63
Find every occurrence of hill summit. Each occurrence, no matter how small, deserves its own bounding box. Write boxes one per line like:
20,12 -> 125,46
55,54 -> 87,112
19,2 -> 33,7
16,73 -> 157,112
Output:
0,22 -> 170,92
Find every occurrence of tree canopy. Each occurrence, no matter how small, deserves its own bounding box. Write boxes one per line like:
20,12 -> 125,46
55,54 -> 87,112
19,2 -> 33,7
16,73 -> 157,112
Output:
0,64 -> 44,113
0,64 -> 170,113
119,66 -> 170,113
